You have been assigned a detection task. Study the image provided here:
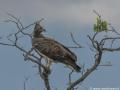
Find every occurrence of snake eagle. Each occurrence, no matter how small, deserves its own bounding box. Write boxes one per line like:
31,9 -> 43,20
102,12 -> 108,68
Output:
32,22 -> 81,72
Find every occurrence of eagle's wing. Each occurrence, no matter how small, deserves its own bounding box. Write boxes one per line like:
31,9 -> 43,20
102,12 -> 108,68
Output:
32,37 -> 81,72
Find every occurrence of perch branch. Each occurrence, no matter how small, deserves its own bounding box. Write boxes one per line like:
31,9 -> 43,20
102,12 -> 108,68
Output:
0,14 -> 50,90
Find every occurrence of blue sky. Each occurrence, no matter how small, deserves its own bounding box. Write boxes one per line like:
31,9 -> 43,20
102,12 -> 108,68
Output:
0,0 -> 120,90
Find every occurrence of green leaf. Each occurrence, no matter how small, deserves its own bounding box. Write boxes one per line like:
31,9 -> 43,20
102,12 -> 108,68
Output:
93,16 -> 108,32
94,24 -> 97,32
101,21 -> 108,32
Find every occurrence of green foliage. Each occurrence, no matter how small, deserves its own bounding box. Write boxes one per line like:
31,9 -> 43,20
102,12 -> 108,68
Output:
94,17 -> 108,32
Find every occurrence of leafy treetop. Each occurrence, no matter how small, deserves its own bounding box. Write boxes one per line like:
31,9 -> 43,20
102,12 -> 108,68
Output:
94,16 -> 108,32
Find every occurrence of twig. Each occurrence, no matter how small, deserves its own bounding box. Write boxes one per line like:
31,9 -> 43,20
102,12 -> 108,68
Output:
68,70 -> 74,90
70,32 -> 82,48
23,76 -> 30,90
67,45 -> 102,90
93,10 -> 101,18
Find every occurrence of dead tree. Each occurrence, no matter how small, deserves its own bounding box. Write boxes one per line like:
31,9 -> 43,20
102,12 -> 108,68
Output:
0,13 -> 51,90
0,12 -> 120,90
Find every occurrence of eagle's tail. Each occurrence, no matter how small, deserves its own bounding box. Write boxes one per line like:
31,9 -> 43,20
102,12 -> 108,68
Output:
72,64 -> 81,72
67,61 -> 81,72
64,54 -> 81,72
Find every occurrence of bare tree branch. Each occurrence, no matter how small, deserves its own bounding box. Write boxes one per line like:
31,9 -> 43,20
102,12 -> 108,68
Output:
23,76 -> 30,90
70,32 -> 83,48
67,35 -> 103,90
67,12 -> 120,89
0,14 -> 50,90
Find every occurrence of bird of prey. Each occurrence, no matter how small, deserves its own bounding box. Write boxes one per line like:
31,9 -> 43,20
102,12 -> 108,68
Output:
32,22 -> 81,72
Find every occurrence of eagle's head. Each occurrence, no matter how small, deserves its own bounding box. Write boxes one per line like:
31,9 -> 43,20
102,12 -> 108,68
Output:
33,22 -> 46,37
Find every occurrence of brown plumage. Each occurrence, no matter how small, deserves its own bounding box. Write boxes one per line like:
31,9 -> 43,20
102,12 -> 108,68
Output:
32,22 -> 81,72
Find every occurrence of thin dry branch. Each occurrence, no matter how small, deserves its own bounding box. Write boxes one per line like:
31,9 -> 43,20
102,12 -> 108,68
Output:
102,47 -> 120,52
0,14 -> 50,90
70,32 -> 83,48
68,70 -> 74,90
67,18 -> 120,89
23,76 -> 30,90
67,37 -> 102,90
